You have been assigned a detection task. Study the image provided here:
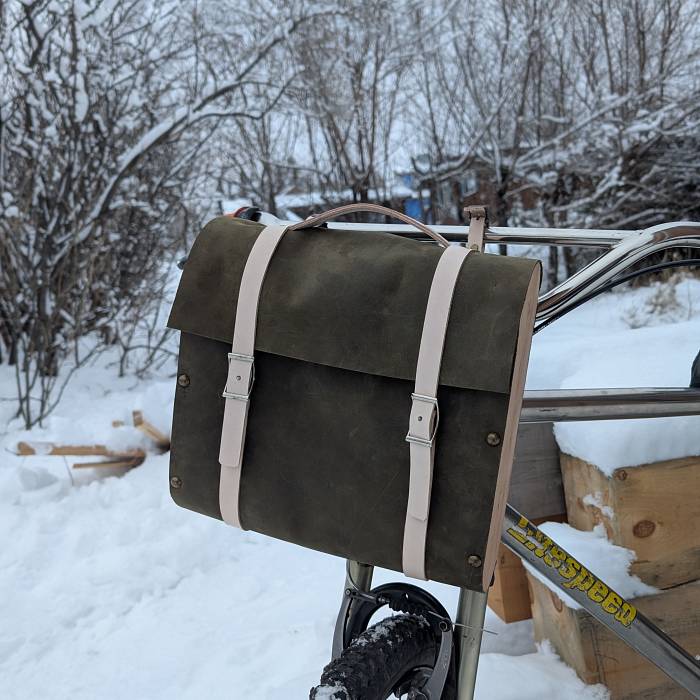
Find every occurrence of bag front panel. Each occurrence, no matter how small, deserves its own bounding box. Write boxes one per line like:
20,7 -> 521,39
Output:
170,331 -> 508,590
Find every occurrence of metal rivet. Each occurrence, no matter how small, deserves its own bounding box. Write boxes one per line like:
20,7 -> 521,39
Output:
177,373 -> 190,388
236,375 -> 241,381
170,476 -> 182,489
617,469 -> 628,481
467,554 -> 482,568
417,416 -> 423,421
486,432 -> 501,447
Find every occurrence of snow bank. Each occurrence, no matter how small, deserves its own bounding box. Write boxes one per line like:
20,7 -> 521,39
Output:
529,277 -> 700,473
475,641 -> 609,699
524,522 -> 658,610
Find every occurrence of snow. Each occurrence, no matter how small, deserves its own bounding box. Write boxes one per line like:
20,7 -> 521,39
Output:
524,522 -> 658,611
0,433 -> 608,699
475,641 -> 609,700
581,492 -> 615,519
528,276 -> 700,473
2,275 -> 698,699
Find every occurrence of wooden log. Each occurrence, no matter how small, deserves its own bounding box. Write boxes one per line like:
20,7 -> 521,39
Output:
527,573 -> 700,699
488,513 -> 566,623
560,453 -> 700,589
509,422 -> 565,520
132,410 -> 170,451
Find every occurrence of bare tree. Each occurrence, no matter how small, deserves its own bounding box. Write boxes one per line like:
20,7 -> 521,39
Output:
290,0 -> 420,209
0,0 -> 330,427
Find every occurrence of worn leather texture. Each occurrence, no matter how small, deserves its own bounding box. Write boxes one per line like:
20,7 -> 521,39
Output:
168,216 -> 541,591
168,216 -> 537,394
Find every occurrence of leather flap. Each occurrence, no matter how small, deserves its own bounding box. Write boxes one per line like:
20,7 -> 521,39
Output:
167,216 -> 541,394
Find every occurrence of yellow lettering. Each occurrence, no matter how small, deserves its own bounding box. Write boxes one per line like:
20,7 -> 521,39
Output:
521,525 -> 538,551
534,535 -> 553,559
559,556 -> 580,580
564,566 -> 595,592
545,545 -> 566,569
601,591 -> 622,615
507,527 -> 528,545
587,579 -> 609,603
615,602 -> 638,627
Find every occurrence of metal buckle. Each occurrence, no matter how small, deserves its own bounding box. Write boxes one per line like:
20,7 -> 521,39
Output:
405,393 -> 439,446
222,353 -> 255,401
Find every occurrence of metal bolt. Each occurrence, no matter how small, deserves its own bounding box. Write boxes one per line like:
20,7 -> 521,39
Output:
170,476 -> 182,489
486,431 -> 501,447
617,469 -> 628,481
177,373 -> 190,388
236,375 -> 241,381
467,554 -> 482,568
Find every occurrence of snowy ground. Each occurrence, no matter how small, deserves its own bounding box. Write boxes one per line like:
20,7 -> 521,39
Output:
2,273 -> 699,700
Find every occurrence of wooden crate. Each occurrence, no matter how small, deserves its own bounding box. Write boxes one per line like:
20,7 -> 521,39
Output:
488,513 -> 566,623
560,453 -> 700,589
488,543 -> 533,622
528,573 -> 700,699
510,422 -> 565,520
487,422 -> 566,623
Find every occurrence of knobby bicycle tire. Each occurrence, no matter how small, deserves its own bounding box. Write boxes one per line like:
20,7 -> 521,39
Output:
310,614 -> 457,700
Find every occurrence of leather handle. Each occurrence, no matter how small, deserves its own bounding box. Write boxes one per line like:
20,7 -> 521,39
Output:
289,203 -> 450,248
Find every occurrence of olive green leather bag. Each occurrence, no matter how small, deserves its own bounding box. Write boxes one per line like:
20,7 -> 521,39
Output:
167,205 -> 540,592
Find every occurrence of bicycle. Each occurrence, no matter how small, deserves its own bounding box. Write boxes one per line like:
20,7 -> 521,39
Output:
247,214 -> 700,700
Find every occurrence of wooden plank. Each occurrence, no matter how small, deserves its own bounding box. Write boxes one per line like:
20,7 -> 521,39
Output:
73,454 -> 144,469
488,543 -> 534,623
17,441 -> 112,456
132,410 -> 170,451
483,269 -> 540,591
561,453 -> 700,589
528,573 -> 700,699
509,422 -> 565,520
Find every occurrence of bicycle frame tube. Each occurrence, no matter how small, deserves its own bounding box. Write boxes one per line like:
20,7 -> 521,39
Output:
535,222 -> 700,326
521,387 -> 700,422
502,505 -> 700,697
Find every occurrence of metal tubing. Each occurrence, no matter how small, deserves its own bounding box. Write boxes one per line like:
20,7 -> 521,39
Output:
346,559 -> 374,592
520,387 -> 700,422
535,222 -> 700,325
455,588 -> 488,700
502,504 -> 700,698
332,561 -> 375,660
321,221 -> 631,247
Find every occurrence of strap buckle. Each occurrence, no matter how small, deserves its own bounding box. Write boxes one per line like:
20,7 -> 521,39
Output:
222,352 -> 255,401
405,393 -> 440,446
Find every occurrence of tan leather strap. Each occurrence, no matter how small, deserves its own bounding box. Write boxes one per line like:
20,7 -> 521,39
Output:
403,244 -> 471,579
289,203 -> 450,248
219,223 -> 289,528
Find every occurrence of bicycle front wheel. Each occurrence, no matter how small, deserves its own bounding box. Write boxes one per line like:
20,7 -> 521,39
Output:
310,614 -> 457,700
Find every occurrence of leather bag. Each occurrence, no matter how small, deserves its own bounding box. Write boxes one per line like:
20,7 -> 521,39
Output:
167,205 -> 540,591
